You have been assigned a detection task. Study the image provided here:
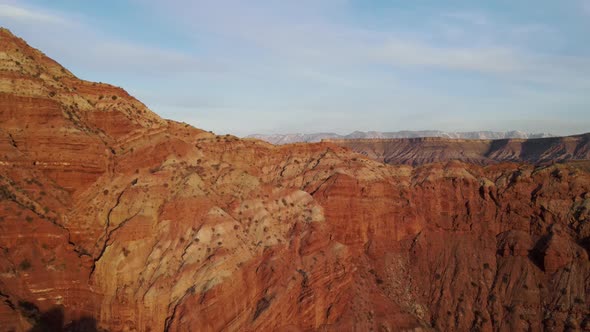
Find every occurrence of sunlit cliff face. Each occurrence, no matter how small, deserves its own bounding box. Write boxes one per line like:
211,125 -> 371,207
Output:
0,28 -> 589,332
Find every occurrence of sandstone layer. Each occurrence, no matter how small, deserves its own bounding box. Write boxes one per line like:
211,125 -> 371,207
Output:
325,135 -> 590,166
0,28 -> 589,332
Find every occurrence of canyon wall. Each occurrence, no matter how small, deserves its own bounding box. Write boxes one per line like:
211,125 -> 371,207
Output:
0,28 -> 589,331
326,135 -> 590,166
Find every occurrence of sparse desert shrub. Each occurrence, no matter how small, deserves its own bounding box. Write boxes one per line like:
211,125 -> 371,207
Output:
502,274 -> 509,284
19,259 -> 31,270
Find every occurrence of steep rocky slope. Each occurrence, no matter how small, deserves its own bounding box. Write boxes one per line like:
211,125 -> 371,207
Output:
326,135 -> 590,166
1,28 -> 589,332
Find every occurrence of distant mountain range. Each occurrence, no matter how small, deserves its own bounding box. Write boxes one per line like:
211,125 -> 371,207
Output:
247,130 -> 554,145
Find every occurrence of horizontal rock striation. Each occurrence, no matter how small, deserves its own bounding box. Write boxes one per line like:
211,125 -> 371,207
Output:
326,135 -> 590,166
0,28 -> 589,331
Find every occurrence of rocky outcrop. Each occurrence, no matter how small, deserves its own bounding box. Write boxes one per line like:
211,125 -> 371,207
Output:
1,28 -> 589,331
326,135 -> 590,166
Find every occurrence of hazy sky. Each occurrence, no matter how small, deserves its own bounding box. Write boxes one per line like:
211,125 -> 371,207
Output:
1,1 -> 589,136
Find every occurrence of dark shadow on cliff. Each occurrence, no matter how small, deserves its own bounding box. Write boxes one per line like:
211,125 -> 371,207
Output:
528,234 -> 551,271
25,305 -> 102,332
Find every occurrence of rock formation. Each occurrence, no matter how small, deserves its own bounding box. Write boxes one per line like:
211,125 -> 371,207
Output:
326,135 -> 590,166
1,28 -> 589,331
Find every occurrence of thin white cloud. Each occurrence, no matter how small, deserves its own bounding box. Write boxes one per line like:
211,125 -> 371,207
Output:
141,0 -> 589,83
84,41 -> 215,75
0,3 -> 211,77
370,38 -> 590,87
0,3 -> 67,25
371,41 -> 522,74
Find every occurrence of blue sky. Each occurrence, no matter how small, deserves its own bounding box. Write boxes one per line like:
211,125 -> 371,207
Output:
1,0 -> 589,136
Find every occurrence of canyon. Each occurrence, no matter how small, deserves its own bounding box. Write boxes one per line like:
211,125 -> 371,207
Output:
326,135 -> 590,166
0,28 -> 589,332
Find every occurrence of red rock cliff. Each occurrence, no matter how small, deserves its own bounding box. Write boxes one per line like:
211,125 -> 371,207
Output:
0,28 -> 589,332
